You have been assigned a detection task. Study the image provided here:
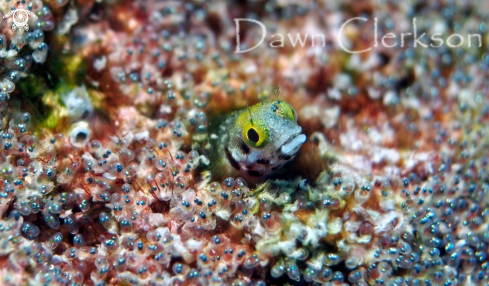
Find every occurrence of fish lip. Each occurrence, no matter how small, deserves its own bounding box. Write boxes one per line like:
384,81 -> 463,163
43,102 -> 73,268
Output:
280,133 -> 307,156
277,129 -> 301,150
283,129 -> 302,144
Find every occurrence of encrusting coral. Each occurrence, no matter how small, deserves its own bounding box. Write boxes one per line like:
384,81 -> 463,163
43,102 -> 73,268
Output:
0,0 -> 488,285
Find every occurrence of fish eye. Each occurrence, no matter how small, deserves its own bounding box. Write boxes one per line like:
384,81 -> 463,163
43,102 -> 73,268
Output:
278,101 -> 298,122
247,128 -> 259,143
243,123 -> 269,148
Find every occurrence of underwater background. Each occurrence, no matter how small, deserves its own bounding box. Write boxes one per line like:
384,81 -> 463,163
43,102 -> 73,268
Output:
0,0 -> 488,285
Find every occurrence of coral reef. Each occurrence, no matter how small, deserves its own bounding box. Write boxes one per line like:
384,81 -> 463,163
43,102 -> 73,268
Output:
0,0 -> 488,286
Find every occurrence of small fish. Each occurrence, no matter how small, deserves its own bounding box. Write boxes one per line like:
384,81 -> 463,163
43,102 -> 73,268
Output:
211,99 -> 306,182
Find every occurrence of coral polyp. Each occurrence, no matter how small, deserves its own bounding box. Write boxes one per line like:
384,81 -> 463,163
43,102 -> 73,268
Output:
0,0 -> 488,285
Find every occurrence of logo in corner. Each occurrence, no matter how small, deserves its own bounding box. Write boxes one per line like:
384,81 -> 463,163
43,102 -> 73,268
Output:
3,3 -> 38,32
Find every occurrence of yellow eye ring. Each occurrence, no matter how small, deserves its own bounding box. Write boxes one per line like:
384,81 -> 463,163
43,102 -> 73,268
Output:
243,122 -> 269,148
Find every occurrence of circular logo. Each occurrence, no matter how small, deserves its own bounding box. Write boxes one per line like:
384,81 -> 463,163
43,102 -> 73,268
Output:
2,3 -> 38,32
13,10 -> 29,27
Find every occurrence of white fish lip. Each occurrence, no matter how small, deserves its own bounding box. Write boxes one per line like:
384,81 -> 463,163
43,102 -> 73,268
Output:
281,134 -> 306,155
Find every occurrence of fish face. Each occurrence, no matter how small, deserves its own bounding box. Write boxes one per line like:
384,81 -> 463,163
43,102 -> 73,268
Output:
223,100 -> 306,178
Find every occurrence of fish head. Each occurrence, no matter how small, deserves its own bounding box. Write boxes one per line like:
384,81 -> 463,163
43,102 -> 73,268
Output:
226,100 -> 306,177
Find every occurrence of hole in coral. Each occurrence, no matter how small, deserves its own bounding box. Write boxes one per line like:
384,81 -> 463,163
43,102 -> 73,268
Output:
150,200 -> 169,214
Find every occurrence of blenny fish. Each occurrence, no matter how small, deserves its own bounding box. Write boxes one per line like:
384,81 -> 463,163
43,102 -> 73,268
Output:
211,99 -> 306,182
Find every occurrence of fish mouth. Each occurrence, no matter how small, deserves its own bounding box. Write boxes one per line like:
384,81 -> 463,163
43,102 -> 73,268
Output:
280,133 -> 307,156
